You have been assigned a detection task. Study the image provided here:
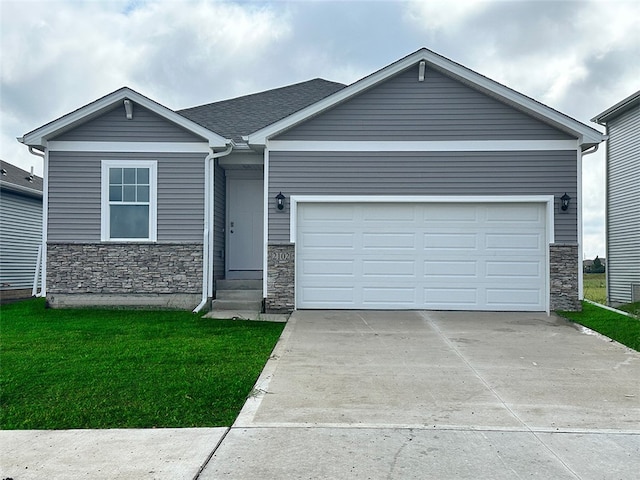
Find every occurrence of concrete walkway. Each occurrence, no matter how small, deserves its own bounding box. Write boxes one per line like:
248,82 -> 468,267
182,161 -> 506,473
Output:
2,310 -> 639,479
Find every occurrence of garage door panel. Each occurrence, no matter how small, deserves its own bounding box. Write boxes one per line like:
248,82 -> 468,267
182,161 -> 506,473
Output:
424,233 -> 478,249
486,261 -> 541,278
301,203 -> 355,221
424,287 -> 478,306
363,260 -> 416,277
301,259 -> 354,276
485,233 -> 543,251
486,288 -> 542,308
363,205 -> 416,221
296,202 -> 547,311
423,205 -> 479,222
362,232 -> 416,249
300,232 -> 355,249
424,260 -> 477,278
300,286 -> 355,305
363,287 -> 417,305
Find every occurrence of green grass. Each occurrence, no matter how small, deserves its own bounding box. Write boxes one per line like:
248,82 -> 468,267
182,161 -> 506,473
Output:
617,302 -> 640,318
583,272 -> 606,304
558,301 -> 640,351
0,299 -> 284,430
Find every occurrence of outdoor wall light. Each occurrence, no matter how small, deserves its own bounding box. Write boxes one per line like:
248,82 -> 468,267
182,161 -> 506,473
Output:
276,191 -> 286,210
561,193 -> 571,211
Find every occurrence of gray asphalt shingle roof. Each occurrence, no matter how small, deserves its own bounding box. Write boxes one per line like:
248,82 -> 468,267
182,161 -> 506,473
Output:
0,160 -> 43,197
178,78 -> 346,143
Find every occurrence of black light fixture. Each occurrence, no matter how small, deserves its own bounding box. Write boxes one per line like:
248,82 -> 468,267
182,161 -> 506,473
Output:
276,191 -> 285,210
561,193 -> 571,211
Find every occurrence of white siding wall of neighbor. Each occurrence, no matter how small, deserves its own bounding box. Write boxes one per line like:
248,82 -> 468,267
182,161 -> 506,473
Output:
0,192 -> 42,292
606,105 -> 640,305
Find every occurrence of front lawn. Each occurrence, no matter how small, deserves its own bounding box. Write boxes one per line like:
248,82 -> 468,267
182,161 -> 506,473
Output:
0,299 -> 284,430
558,301 -> 640,351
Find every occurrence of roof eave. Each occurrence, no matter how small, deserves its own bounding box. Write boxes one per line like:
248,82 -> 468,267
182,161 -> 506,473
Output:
249,48 -> 606,148
591,90 -> 640,125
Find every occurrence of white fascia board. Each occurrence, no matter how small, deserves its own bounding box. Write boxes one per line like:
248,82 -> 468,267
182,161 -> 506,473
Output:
21,87 -> 230,148
48,141 -> 211,153
249,48 -> 605,147
268,140 -> 578,152
289,194 -> 555,244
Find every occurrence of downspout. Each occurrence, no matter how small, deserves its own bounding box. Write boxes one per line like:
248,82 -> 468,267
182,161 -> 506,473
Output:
27,146 -> 46,297
193,143 -> 233,313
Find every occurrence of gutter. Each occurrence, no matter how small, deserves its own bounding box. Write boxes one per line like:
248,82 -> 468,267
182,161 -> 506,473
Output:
193,143 -> 234,313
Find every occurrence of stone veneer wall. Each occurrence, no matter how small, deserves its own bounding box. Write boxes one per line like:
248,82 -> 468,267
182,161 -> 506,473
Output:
549,243 -> 581,312
47,243 -> 203,294
266,244 -> 295,313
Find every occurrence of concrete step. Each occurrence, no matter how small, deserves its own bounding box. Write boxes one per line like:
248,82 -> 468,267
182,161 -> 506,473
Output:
215,289 -> 263,301
211,299 -> 263,311
216,279 -> 262,290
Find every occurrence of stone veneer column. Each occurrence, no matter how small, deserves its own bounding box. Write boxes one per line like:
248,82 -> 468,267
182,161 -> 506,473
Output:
549,243 -> 581,311
266,244 -> 295,313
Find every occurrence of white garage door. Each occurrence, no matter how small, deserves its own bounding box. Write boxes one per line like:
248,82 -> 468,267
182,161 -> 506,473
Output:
296,202 -> 547,311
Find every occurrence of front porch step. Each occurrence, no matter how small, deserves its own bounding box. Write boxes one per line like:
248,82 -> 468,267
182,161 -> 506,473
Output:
215,289 -> 263,301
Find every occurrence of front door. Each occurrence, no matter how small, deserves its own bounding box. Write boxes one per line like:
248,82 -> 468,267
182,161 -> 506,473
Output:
227,176 -> 263,278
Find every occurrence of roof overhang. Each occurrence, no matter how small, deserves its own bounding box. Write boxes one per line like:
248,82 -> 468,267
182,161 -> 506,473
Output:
591,90 -> 640,125
18,87 -> 231,149
0,180 -> 43,199
249,48 -> 606,150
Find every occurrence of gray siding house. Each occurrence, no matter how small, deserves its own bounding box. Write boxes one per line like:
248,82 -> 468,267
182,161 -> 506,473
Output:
0,160 -> 43,301
19,48 -> 605,312
592,91 -> 640,306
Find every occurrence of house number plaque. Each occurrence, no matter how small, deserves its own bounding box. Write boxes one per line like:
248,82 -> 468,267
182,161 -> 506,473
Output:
270,250 -> 292,261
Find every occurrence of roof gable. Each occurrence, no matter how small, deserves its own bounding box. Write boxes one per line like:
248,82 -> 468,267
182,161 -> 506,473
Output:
276,65 -> 575,142
249,48 -> 605,149
178,79 -> 345,143
20,87 -> 230,149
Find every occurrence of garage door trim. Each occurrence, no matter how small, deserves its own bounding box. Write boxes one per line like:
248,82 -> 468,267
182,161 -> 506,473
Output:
290,195 -> 554,313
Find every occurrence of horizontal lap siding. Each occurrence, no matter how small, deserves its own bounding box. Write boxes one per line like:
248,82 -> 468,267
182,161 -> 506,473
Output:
0,193 -> 42,289
277,66 -> 573,141
268,151 -> 577,243
54,104 -> 203,142
48,151 -> 206,243
607,106 -> 640,304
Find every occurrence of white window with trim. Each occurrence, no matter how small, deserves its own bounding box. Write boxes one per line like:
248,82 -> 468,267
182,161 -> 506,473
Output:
101,160 -> 157,241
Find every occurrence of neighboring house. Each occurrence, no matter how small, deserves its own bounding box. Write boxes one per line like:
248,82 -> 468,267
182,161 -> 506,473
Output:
592,91 -> 640,306
19,48 -> 605,313
0,160 -> 43,302
583,258 -> 606,273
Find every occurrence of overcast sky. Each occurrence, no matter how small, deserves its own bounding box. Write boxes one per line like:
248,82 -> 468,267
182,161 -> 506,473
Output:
1,0 -> 638,259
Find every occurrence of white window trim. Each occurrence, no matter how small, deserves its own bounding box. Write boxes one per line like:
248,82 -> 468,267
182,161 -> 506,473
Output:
101,160 -> 158,242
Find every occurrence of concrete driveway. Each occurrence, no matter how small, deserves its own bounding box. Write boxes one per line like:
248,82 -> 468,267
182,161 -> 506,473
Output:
201,310 -> 640,479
